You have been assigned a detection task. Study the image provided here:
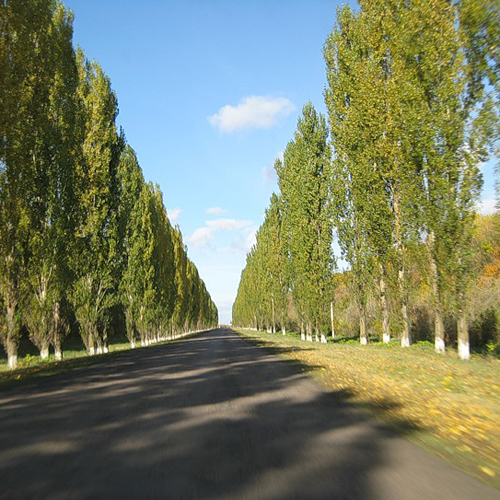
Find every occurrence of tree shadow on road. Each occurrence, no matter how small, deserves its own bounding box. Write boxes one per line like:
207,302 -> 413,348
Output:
0,328 -> 491,500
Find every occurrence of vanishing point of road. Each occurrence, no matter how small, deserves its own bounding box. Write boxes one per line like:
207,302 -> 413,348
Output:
0,328 -> 498,500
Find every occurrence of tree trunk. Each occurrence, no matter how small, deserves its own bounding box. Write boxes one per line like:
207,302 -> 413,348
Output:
360,310 -> 368,345
434,312 -> 445,353
271,298 -> 275,334
40,344 -> 50,360
394,191 -> 411,348
52,302 -> 63,361
330,301 -> 335,339
6,299 -> 19,369
7,338 -> 18,369
379,271 -> 390,344
457,310 -> 469,361
54,340 -> 63,361
427,232 -> 445,353
103,329 -> 109,353
130,338 -> 136,349
400,284 -> 411,347
88,334 -> 95,355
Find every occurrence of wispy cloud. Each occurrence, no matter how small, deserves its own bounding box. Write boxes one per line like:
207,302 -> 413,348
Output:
230,224 -> 258,253
167,207 -> 181,224
208,96 -> 295,133
190,218 -> 254,249
477,198 -> 497,216
190,227 -> 213,248
205,206 -> 228,215
206,218 -> 252,231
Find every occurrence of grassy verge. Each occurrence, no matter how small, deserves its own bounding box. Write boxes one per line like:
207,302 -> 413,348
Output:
0,343 -> 131,389
235,328 -> 500,489
0,329 -> 211,388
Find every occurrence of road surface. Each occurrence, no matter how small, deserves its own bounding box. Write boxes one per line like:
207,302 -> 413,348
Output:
0,328 -> 498,499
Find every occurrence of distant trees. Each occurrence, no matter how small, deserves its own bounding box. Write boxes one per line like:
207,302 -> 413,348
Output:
233,0 -> 499,360
233,104 -> 334,340
0,0 -> 217,368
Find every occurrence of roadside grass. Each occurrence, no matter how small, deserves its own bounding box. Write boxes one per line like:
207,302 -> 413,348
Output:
0,329 -> 211,388
235,328 -> 500,489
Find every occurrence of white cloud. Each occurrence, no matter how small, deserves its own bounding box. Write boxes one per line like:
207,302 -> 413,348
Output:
205,206 -> 228,215
208,95 -> 295,132
230,224 -> 258,253
190,226 -> 213,248
206,218 -> 253,231
477,199 -> 497,216
189,218 -> 254,249
167,207 -> 181,224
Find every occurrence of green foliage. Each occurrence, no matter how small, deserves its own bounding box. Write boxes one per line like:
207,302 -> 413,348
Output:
0,0 -> 217,366
233,0 -> 499,359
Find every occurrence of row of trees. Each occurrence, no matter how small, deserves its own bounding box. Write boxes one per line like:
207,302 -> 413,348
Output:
232,0 -> 499,360
0,0 -> 217,369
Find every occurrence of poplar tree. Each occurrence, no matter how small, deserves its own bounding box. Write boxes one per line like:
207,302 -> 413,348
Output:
276,103 -> 333,340
172,226 -> 190,335
324,2 -> 419,347
117,145 -> 145,348
403,0 -> 498,358
70,50 -> 123,355
149,184 -> 175,340
23,3 -> 78,360
0,0 -> 62,367
263,193 -> 288,334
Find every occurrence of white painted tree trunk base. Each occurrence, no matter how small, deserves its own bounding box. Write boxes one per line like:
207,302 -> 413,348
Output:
306,334 -> 313,342
282,328 -> 286,336
383,334 -> 390,344
301,333 -> 306,341
458,339 -> 470,360
96,346 -> 103,354
435,337 -> 445,353
54,349 -> 62,361
315,334 -> 319,343
7,354 -> 18,369
401,337 -> 411,348
103,346 -> 109,354
321,334 -> 327,344
130,339 -> 136,349
89,347 -> 95,356
360,337 -> 368,346
40,347 -> 49,359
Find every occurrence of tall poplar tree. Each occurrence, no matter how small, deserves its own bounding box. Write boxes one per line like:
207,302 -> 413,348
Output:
117,145 -> 145,348
70,49 -> 123,355
403,0 -> 498,358
0,0 -> 68,367
276,103 -> 333,339
23,2 -> 79,360
324,2 -> 419,347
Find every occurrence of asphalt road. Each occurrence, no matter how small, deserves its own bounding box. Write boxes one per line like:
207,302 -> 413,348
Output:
0,328 -> 498,500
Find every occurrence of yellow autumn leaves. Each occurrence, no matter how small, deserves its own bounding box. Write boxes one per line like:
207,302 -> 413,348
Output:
237,329 -> 500,488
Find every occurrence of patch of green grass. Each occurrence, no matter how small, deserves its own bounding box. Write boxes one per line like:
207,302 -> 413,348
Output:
235,328 -> 500,489
0,329 -> 212,388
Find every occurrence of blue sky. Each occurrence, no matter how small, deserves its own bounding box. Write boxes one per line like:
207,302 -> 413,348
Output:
65,0 -> 497,324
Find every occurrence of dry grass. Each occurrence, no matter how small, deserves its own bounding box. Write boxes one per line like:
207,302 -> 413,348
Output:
236,328 -> 500,489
